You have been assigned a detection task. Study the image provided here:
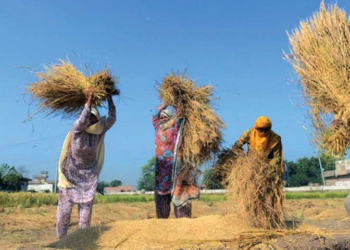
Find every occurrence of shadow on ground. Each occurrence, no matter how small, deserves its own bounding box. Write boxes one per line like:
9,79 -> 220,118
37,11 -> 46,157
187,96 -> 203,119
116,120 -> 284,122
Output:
46,225 -> 110,250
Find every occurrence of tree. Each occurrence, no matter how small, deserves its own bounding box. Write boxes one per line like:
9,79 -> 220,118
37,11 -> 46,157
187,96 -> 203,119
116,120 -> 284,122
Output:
286,158 -> 314,187
137,157 -> 155,191
0,163 -> 23,191
319,153 -> 337,171
202,168 -> 223,189
97,180 -> 109,192
285,154 -> 336,187
110,179 -> 122,187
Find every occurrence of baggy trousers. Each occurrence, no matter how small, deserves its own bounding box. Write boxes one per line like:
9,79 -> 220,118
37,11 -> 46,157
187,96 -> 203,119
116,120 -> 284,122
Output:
56,190 -> 94,239
155,192 -> 192,219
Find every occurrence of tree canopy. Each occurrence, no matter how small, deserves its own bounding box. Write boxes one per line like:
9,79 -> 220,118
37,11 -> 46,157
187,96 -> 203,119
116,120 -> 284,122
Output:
137,157 -> 155,191
0,163 -> 23,191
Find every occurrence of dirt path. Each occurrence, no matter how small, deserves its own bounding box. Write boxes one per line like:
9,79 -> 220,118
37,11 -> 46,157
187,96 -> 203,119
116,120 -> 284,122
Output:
1,199 -> 349,250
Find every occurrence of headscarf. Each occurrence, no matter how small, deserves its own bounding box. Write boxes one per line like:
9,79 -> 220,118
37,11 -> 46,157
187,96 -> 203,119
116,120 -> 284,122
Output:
90,107 -> 100,120
86,107 -> 105,135
160,109 -> 174,119
250,116 -> 273,152
160,109 -> 175,130
58,106 -> 106,188
254,116 -> 272,130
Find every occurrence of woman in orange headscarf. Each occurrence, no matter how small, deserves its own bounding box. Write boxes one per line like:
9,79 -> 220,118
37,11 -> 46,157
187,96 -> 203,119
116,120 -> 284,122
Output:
232,116 -> 284,173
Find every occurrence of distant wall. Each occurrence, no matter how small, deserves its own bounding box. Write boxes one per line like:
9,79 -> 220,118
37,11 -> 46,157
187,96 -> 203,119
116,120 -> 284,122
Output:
28,184 -> 53,193
325,175 -> 350,186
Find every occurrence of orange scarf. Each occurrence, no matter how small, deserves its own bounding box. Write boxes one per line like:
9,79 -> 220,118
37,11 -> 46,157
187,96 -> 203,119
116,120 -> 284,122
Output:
249,128 -> 280,153
250,116 -> 278,154
250,128 -> 271,152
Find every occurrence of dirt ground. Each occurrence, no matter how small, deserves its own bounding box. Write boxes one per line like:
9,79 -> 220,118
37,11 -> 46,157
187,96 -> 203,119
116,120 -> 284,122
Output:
1,199 -> 350,250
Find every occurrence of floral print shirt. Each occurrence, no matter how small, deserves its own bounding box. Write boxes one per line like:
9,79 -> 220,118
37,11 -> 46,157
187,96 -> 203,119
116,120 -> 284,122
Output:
153,111 -> 181,195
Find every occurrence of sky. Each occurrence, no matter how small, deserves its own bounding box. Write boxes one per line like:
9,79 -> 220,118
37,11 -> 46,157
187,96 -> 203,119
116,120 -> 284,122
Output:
0,0 -> 349,187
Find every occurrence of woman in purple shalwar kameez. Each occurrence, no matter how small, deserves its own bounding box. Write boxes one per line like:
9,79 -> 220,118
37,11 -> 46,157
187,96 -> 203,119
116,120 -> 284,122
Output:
56,87 -> 116,239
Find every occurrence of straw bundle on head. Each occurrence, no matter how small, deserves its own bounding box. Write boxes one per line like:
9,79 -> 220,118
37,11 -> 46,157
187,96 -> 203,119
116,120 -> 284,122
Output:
286,2 -> 350,157
27,60 -> 120,118
159,72 -> 225,170
226,152 -> 285,229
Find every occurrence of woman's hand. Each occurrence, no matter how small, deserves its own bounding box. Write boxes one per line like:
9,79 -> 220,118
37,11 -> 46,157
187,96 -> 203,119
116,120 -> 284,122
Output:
86,86 -> 94,99
86,86 -> 94,107
157,103 -> 167,111
108,95 -> 114,106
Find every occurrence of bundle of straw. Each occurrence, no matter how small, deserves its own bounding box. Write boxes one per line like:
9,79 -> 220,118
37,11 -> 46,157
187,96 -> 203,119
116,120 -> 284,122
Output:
286,2 -> 350,157
226,152 -> 285,229
27,60 -> 119,118
212,146 -> 240,184
159,73 -> 225,170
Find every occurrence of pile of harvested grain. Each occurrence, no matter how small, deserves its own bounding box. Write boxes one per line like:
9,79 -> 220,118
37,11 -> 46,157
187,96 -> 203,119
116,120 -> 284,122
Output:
226,152 -> 285,229
159,72 -> 225,171
286,2 -> 350,157
27,59 -> 119,118
51,215 -> 330,250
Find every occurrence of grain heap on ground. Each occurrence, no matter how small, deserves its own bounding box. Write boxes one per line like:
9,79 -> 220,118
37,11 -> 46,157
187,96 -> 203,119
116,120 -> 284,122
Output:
50,215 -> 332,250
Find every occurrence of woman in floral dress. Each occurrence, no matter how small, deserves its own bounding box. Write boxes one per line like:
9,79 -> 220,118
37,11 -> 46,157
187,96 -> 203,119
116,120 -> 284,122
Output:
152,103 -> 192,219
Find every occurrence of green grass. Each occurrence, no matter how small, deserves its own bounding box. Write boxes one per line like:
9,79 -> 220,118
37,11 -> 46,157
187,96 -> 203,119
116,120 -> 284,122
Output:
0,192 -> 59,208
285,191 -> 348,199
0,191 -> 348,208
199,194 -> 227,202
95,194 -> 154,204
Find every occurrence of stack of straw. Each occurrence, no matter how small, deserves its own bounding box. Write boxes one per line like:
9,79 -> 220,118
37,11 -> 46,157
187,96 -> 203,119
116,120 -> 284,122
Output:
226,152 -> 285,229
27,60 -> 120,118
159,72 -> 225,171
286,2 -> 350,157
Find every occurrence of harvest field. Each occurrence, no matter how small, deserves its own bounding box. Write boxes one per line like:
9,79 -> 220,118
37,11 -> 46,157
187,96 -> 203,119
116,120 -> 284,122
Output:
1,193 -> 350,250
